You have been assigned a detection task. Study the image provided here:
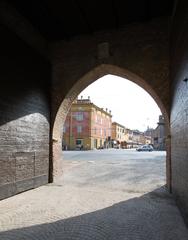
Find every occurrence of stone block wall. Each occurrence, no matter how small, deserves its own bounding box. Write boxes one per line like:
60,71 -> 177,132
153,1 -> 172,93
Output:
171,0 -> 188,224
0,24 -> 51,199
51,18 -> 170,182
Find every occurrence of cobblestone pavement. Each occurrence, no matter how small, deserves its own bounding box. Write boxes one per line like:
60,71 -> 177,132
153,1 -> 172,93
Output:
0,150 -> 188,239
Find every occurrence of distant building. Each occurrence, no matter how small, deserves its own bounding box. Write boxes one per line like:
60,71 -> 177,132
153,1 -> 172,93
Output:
145,135 -> 152,145
144,127 -> 155,144
126,129 -> 134,148
153,115 -> 166,150
144,115 -> 166,150
111,123 -> 151,149
126,129 -> 152,148
111,122 -> 128,148
63,97 -> 112,150
132,130 -> 145,146
63,99 -> 164,150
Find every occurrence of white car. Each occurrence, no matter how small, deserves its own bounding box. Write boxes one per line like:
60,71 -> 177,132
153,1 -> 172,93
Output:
136,145 -> 153,152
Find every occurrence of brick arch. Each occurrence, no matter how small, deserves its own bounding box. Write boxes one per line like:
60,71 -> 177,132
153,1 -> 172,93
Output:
52,64 -> 170,188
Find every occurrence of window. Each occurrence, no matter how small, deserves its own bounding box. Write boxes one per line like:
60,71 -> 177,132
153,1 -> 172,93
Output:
75,112 -> 84,121
76,139 -> 83,148
63,126 -> 66,133
77,126 -> 82,133
76,139 -> 82,145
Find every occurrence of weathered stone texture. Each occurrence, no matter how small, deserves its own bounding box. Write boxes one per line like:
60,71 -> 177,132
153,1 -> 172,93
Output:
171,0 -> 188,224
0,24 -> 51,199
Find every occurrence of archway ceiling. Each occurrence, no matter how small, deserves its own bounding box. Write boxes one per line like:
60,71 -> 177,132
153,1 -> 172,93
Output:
9,0 -> 174,41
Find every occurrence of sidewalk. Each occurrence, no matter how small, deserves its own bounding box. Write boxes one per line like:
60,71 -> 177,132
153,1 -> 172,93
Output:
0,183 -> 187,240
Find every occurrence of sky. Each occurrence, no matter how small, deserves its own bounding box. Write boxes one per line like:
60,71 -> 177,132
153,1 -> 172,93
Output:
78,75 -> 161,132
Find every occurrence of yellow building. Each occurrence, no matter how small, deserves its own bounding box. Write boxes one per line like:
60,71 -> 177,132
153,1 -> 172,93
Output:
111,122 -> 128,148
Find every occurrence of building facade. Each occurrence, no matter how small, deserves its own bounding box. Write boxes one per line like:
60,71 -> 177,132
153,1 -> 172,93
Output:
63,98 -> 112,150
111,122 -> 128,148
145,136 -> 152,145
144,115 -> 166,150
125,129 -> 152,148
111,125 -> 152,149
144,127 -> 155,145
153,115 -> 166,150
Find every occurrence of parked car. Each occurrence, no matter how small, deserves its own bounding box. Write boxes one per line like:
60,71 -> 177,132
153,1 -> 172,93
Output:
136,145 -> 153,152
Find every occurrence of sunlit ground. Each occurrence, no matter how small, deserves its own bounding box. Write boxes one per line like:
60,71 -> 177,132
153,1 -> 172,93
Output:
0,149 -> 187,240
62,149 -> 166,193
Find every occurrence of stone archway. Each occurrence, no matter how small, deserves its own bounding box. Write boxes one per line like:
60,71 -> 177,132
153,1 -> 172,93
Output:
52,64 -> 170,189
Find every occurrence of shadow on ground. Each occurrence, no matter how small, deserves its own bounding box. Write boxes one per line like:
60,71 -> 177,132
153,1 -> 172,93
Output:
0,186 -> 188,240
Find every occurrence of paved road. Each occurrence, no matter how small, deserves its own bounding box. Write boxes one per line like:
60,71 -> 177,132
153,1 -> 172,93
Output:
0,149 -> 188,239
63,149 -> 165,161
62,149 -> 166,193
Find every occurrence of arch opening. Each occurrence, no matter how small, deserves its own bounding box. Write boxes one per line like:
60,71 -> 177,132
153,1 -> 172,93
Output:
52,64 -> 170,189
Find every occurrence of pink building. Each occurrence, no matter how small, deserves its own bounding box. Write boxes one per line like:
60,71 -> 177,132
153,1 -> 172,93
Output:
63,98 -> 112,150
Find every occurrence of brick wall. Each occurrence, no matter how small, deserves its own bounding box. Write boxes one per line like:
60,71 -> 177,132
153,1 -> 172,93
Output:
51,18 -> 170,182
52,18 -> 170,122
0,24 -> 51,199
171,0 -> 188,224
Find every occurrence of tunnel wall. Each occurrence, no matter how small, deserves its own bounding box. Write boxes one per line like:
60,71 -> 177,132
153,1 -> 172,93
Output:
171,0 -> 188,224
0,24 -> 51,199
